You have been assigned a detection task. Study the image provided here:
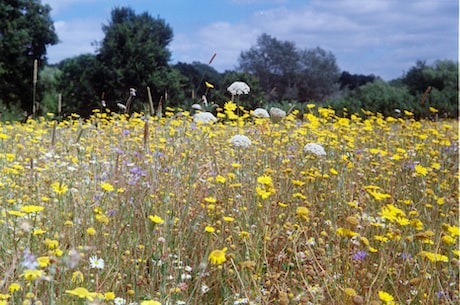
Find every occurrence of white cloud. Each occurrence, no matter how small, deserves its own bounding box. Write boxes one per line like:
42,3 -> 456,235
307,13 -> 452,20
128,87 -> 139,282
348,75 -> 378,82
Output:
171,0 -> 457,79
47,18 -> 103,63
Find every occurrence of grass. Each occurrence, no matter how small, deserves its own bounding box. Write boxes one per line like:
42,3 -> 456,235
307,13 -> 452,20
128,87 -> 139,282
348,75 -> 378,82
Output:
0,105 -> 458,305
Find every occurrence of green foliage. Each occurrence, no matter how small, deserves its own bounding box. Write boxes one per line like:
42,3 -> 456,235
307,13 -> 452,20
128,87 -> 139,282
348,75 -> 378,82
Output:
96,7 -> 180,109
0,0 -> 58,111
402,59 -> 458,118
238,33 -> 340,102
339,71 -> 376,90
173,61 -> 223,104
38,66 -> 62,114
329,80 -> 414,117
57,54 -> 101,117
328,60 -> 458,119
0,100 -> 24,121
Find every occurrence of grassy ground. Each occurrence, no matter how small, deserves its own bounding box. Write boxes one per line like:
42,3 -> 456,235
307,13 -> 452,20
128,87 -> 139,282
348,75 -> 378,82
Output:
0,105 -> 458,305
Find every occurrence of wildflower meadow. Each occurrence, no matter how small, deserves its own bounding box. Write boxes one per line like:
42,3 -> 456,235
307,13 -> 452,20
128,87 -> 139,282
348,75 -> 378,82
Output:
0,93 -> 458,305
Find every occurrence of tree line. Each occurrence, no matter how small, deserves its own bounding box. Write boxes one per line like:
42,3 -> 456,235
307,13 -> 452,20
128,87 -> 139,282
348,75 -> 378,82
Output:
0,1 -> 458,120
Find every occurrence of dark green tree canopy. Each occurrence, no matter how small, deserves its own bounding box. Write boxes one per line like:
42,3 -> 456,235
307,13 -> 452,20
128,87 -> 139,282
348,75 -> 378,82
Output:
96,7 -> 174,106
238,33 -> 340,102
339,71 -> 376,90
0,0 -> 58,111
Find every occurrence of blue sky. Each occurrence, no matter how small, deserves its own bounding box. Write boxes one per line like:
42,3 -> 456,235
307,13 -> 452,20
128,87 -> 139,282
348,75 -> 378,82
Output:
42,0 -> 458,80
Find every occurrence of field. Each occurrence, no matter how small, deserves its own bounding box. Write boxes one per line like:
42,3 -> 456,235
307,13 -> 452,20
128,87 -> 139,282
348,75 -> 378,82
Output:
0,105 -> 458,305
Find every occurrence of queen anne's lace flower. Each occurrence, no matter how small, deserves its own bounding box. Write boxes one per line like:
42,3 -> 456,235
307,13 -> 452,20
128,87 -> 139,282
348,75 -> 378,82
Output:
191,104 -> 202,110
303,143 -> 326,156
230,134 -> 251,148
269,107 -> 286,123
193,112 -> 217,124
227,81 -> 250,95
252,108 -> 270,118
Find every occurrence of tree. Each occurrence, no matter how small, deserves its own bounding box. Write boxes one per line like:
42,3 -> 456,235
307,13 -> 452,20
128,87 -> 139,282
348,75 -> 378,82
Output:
328,80 -> 414,117
238,34 -> 340,102
338,71 -> 376,90
296,47 -> 340,102
0,0 -> 58,112
95,7 -> 183,112
239,34 -> 299,100
402,59 -> 458,117
56,54 -> 101,117
174,61 -> 223,103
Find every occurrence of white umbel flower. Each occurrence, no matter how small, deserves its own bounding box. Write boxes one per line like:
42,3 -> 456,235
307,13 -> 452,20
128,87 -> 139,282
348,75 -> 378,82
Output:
191,103 -> 202,110
303,143 -> 326,156
230,134 -> 252,148
227,81 -> 250,95
193,112 -> 217,124
252,108 -> 270,118
269,107 -> 286,123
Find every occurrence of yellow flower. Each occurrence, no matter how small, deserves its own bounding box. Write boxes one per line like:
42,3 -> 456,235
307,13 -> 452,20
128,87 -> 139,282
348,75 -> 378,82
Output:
37,256 -> 50,268
72,271 -> 84,284
205,81 -> 214,89
44,238 -> 59,249
367,190 -> 391,200
66,287 -> 98,301
204,197 -> 217,203
336,228 -> 359,238
100,182 -> 115,192
8,283 -> 21,293
8,210 -> 26,217
257,175 -> 272,185
22,269 -> 43,281
51,182 -> 68,195
378,290 -> 394,303
296,206 -> 309,221
344,287 -> 357,297
33,228 -> 46,235
415,164 -> 428,176
223,216 -> 235,222
204,226 -> 215,233
140,301 -> 162,305
148,215 -> 164,224
418,251 -> 448,262
104,292 -> 115,300
239,231 -> 250,239
20,205 -> 45,213
215,175 -> 226,183
208,247 -> 227,265
86,227 -> 96,235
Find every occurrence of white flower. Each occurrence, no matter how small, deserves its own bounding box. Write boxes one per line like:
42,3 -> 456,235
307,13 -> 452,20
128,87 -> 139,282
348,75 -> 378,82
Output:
269,107 -> 286,123
191,103 -> 202,110
230,134 -> 252,148
303,143 -> 326,156
117,103 -> 127,110
129,88 -> 136,97
252,108 -> 270,118
114,297 -> 126,305
201,284 -> 210,294
181,273 -> 192,280
227,81 -> 250,95
89,255 -> 105,270
193,112 -> 217,124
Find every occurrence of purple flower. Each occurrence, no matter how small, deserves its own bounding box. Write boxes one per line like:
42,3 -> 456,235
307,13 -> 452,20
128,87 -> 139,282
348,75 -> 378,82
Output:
399,253 -> 412,260
352,251 -> 367,261
22,249 -> 38,270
